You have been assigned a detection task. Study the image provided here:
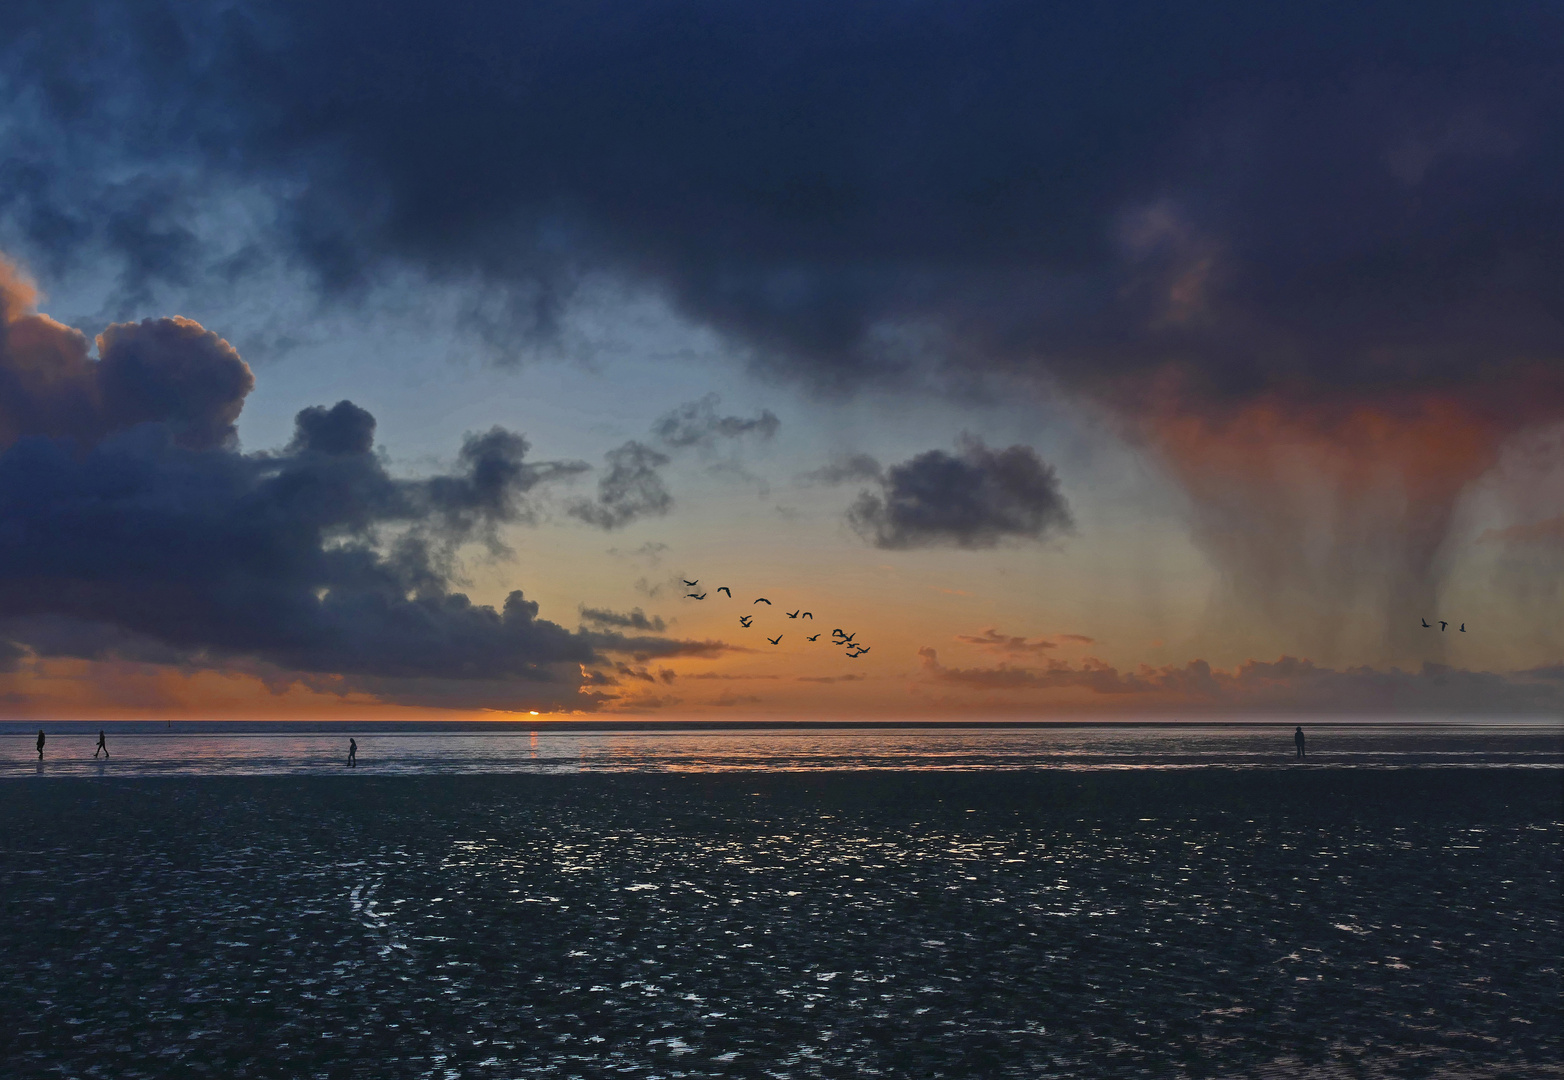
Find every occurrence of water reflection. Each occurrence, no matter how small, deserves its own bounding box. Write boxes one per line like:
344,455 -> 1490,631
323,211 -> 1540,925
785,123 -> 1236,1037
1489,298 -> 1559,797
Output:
2,722 -> 1558,777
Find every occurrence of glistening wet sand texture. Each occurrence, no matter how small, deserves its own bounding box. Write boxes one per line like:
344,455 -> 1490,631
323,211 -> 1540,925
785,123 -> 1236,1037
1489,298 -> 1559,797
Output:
0,771 -> 1558,1079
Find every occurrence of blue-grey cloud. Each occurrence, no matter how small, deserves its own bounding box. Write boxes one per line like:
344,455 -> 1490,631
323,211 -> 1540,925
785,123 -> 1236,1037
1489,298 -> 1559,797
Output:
651,394 -> 779,450
0,269 -> 723,706
569,440 -> 672,530
847,437 -> 1072,550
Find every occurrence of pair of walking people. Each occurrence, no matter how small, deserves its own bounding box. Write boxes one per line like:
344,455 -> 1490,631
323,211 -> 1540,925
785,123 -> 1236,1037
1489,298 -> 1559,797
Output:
34,730 -> 109,759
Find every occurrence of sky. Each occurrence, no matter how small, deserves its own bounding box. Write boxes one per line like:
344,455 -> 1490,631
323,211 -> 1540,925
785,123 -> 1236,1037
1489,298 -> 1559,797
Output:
0,1 -> 1561,720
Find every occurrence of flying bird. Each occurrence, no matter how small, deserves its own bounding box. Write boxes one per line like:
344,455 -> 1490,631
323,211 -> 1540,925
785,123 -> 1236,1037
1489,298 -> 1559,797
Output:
806,634 -> 820,642
1440,621 -> 1448,631
1459,623 -> 1466,632
717,587 -> 731,597
845,650 -> 861,659
754,598 -> 771,605
1421,618 -> 1430,628
683,579 -> 698,587
832,629 -> 846,638
687,592 -> 706,600
801,612 -> 812,619
787,610 -> 799,619
767,635 -> 783,645
839,632 -> 857,644
849,646 -> 870,655
739,616 -> 753,628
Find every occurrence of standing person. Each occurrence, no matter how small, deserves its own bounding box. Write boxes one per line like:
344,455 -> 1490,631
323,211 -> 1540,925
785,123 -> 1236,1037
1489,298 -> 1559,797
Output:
94,730 -> 109,758
348,738 -> 357,767
36,729 -> 44,760
1294,725 -> 1306,759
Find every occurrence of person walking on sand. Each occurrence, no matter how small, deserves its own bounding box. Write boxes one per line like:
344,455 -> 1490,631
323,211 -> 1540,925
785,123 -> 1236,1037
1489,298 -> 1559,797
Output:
36,729 -> 44,760
1294,725 -> 1306,759
94,730 -> 109,758
348,738 -> 357,767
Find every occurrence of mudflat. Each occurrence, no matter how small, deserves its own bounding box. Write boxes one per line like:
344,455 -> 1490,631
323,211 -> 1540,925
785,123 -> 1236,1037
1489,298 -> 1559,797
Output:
0,770 -> 1558,1079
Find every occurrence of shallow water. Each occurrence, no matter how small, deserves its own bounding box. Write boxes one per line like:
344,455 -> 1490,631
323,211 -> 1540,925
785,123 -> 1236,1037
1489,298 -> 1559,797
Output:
0,772 -> 1558,1079
2,721 -> 1560,777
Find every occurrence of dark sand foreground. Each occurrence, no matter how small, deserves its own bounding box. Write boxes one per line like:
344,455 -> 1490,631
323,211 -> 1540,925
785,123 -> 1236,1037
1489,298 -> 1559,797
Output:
0,770 -> 1558,1079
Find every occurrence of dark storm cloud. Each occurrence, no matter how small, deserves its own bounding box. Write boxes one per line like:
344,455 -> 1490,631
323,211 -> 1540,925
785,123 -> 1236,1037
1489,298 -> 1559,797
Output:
848,437 -> 1072,550
0,270 -> 722,703
5,2 -> 1561,403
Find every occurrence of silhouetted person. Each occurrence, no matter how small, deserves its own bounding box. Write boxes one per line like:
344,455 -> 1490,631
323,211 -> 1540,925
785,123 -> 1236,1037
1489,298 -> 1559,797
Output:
36,729 -> 44,760
94,730 -> 108,758
1294,726 -> 1306,759
348,738 -> 358,767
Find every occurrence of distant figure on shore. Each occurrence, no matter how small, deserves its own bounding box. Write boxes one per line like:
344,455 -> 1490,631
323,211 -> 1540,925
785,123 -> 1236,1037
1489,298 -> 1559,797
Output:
1294,726 -> 1306,759
36,729 -> 44,760
348,738 -> 358,767
94,730 -> 109,758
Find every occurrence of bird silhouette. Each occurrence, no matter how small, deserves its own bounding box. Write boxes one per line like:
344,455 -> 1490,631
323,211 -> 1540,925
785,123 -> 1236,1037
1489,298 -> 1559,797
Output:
801,612 -> 812,619
687,592 -> 706,600
739,616 -> 753,628
717,587 -> 731,597
845,650 -> 861,659
683,579 -> 698,587
832,629 -> 847,638
1421,618 -> 1430,628
767,634 -> 782,645
754,598 -> 772,605
839,632 -> 857,644
1440,621 -> 1448,631
787,610 -> 799,618
1459,623 -> 1466,632
806,634 -> 820,642
848,646 -> 870,655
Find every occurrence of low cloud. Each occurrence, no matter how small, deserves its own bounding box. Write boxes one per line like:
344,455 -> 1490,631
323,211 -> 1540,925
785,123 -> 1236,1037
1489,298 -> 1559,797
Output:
580,605 -> 666,632
613,663 -> 677,684
956,628 -> 1057,654
796,673 -> 866,684
917,648 -> 1564,714
848,437 -> 1072,550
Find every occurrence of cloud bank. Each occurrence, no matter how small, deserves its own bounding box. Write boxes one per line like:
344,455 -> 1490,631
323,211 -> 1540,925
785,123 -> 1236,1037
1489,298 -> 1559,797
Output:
918,648 -> 1564,715
0,260 -> 719,708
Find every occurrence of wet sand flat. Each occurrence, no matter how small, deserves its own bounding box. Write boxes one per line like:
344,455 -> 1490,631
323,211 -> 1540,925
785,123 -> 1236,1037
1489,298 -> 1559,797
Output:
0,770 -> 1558,1079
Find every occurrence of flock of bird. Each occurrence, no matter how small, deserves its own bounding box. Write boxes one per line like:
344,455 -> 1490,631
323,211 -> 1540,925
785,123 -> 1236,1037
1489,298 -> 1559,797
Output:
1421,619 -> 1467,632
684,580 -> 871,658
